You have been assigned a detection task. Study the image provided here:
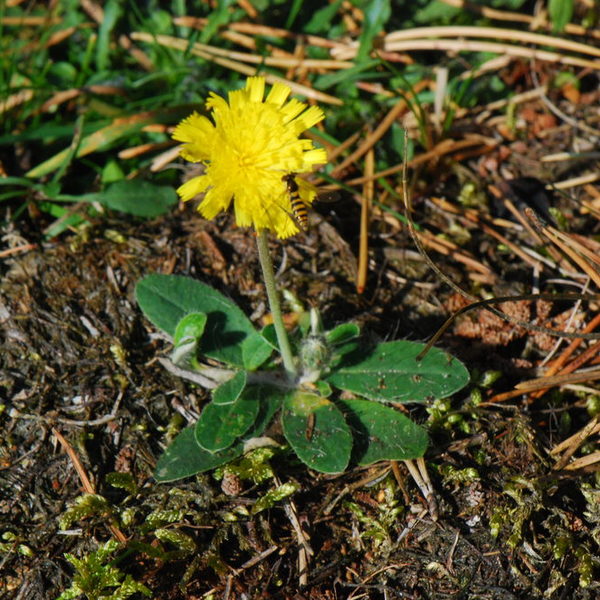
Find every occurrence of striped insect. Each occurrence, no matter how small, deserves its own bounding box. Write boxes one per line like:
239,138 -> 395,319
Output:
282,173 -> 309,231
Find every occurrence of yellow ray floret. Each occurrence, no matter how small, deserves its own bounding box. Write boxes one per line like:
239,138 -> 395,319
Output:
171,76 -> 327,238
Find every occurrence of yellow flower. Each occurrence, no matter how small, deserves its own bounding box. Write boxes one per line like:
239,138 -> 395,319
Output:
172,76 -> 328,238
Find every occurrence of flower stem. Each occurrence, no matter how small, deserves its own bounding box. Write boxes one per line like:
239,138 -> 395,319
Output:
256,229 -> 297,378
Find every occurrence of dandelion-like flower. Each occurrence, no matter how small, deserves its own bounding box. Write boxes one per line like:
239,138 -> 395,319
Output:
172,76 -> 327,238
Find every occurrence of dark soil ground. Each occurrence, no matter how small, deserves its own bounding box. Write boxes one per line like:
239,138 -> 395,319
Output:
2,88 -> 600,599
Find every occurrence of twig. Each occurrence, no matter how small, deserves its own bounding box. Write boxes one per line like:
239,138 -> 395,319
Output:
530,67 -> 600,139
323,466 -> 391,516
485,368 -> 600,404
357,143 -> 373,293
396,508 -> 428,545
515,367 -> 600,392
538,278 -> 590,369
282,496 -> 313,588
531,311 -> 600,400
551,415 -> 600,470
390,461 -> 411,504
561,451 -> 600,471
525,208 -> 600,289
52,428 -> 127,543
554,172 -> 600,190
0,243 -> 37,258
329,79 -> 428,178
402,458 -> 439,521
401,134 -> 600,359
462,211 -> 543,270
346,138 -> 496,186
223,546 -> 279,600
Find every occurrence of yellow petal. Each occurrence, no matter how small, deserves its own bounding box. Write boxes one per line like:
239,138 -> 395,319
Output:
177,175 -> 210,202
199,186 -> 232,219
291,105 -> 325,134
266,82 -> 291,107
171,76 -> 328,238
246,76 -> 265,102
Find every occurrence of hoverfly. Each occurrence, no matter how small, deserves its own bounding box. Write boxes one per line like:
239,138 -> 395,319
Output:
282,173 -> 309,231
281,173 -> 339,232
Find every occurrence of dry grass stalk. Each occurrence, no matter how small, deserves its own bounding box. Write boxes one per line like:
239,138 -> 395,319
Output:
439,0 -> 600,40
384,26 -> 600,59
131,32 -> 343,105
173,17 -> 347,50
357,145 -> 374,294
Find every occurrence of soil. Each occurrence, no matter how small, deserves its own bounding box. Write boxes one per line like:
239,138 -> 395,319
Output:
2,91 -> 600,599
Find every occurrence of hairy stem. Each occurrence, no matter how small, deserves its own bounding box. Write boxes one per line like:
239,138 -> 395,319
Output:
256,229 -> 297,378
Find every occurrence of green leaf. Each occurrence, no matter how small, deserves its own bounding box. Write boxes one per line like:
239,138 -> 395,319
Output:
101,159 -> 125,184
326,340 -> 469,403
154,384 -> 285,482
242,329 -> 272,370
173,312 -> 207,346
154,528 -> 196,556
213,371 -> 247,406
105,472 -> 138,495
195,389 -> 259,452
220,447 -> 276,484
282,391 -> 352,473
0,176 -> 39,188
326,322 -> 360,346
96,0 -> 122,70
171,313 -> 207,367
284,0 -> 303,29
25,107 -> 190,178
154,428 -> 244,482
305,0 -> 344,34
356,0 -> 391,63
199,0 -> 239,43
242,384 -> 286,437
338,398 -> 428,464
316,59 -> 380,90
82,180 -> 178,217
549,0 -> 573,32
39,203 -> 89,238
315,380 -> 332,397
260,324 -> 279,350
136,274 -> 272,368
252,482 -> 298,515
553,71 -> 579,89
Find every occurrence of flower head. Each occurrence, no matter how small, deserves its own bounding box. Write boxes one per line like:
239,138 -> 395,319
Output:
172,76 -> 327,238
